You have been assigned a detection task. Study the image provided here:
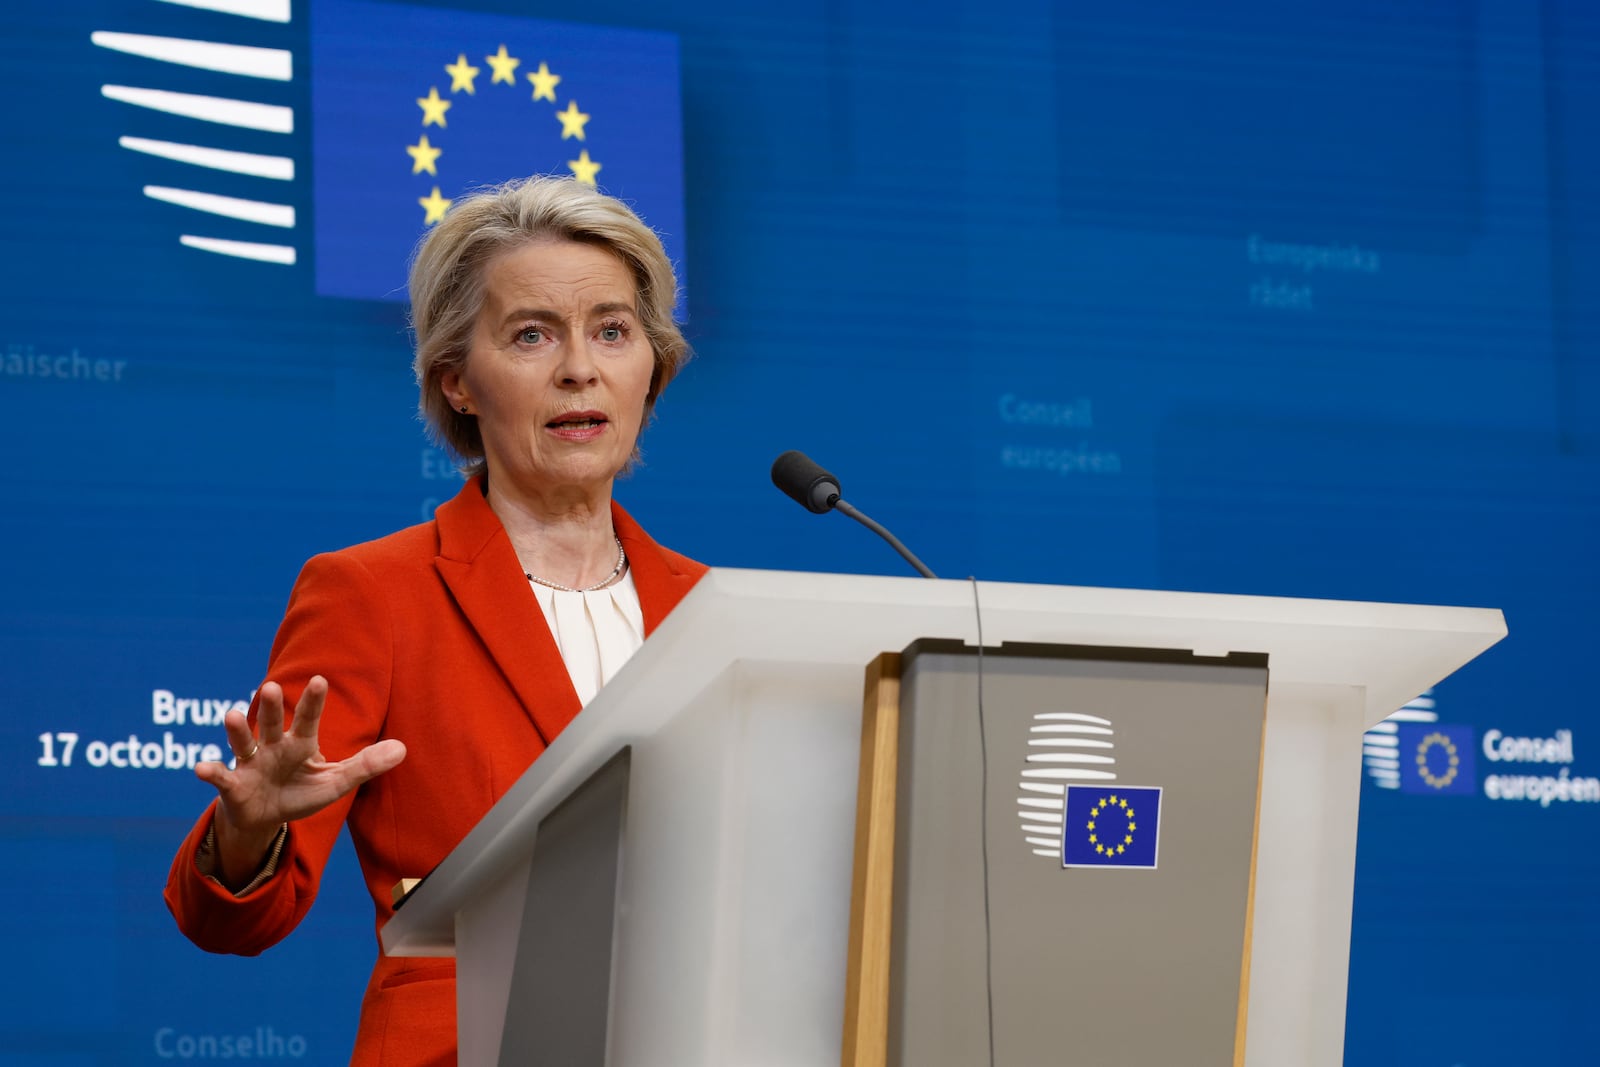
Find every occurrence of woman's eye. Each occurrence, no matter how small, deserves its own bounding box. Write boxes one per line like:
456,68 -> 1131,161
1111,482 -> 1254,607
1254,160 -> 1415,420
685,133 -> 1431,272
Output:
599,326 -> 622,342
517,327 -> 544,345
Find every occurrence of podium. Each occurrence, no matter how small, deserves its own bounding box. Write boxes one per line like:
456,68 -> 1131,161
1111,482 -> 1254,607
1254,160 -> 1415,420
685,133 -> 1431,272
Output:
380,568 -> 1505,1067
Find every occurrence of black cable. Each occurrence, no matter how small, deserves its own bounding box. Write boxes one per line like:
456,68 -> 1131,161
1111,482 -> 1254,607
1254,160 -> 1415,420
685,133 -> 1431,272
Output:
971,575 -> 997,1067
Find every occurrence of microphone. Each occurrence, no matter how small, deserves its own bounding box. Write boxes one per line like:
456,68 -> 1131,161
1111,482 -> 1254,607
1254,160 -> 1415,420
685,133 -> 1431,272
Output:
770,450 -> 938,579
770,449 -> 841,514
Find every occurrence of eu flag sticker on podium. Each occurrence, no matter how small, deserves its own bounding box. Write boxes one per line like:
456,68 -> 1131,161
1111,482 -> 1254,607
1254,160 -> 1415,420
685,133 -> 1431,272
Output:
1062,786 -> 1163,870
309,0 -> 685,304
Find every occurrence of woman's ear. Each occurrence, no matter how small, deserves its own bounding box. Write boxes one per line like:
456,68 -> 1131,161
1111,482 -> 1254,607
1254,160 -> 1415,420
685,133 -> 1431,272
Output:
439,368 -> 471,415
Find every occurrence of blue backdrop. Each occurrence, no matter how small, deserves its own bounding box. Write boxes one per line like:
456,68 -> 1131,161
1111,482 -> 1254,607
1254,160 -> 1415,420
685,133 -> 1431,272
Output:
3,0 -> 1597,1062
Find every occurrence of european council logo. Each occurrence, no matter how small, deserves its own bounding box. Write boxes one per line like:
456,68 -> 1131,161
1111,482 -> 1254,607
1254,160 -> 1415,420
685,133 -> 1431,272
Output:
1062,785 -> 1163,870
310,0 -> 685,302
1397,723 -> 1477,795
92,1 -> 683,290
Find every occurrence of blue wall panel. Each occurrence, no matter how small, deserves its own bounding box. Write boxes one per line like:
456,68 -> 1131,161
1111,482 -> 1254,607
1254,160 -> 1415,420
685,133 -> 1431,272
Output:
3,0 -> 1596,1061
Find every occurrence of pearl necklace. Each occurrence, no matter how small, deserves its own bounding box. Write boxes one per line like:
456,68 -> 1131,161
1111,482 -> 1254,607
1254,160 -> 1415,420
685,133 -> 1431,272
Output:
524,537 -> 627,593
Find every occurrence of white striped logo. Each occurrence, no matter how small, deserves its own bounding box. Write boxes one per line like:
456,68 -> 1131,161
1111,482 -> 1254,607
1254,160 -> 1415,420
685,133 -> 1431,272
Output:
1363,689 -> 1438,790
93,0 -> 299,266
1016,711 -> 1118,859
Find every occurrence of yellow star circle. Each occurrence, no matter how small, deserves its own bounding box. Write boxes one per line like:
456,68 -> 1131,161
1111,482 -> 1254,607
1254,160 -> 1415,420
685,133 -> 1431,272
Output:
1415,732 -> 1461,790
1086,796 -> 1136,859
409,46 -> 606,223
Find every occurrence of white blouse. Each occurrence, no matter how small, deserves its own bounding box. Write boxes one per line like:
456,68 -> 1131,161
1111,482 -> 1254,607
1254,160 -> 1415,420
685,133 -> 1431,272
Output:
527,570 -> 645,707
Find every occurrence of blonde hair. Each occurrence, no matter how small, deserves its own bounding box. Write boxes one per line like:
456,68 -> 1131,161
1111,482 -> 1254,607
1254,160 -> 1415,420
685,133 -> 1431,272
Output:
409,176 -> 689,474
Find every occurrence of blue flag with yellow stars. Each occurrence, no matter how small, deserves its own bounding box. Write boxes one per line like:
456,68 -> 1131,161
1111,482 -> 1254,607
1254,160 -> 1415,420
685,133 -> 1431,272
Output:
1398,723 -> 1477,795
309,0 -> 685,303
1062,785 -> 1163,869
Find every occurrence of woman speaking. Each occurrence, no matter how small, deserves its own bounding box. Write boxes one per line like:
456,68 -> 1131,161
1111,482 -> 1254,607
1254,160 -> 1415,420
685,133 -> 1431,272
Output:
164,176 -> 706,1065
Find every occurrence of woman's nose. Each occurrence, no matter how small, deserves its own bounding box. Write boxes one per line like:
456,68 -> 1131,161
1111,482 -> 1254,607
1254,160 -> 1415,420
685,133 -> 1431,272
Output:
557,342 -> 600,385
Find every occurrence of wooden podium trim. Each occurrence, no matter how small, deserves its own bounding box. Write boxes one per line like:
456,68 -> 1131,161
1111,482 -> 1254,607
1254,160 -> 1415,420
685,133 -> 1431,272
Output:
1233,687 -> 1270,1066
390,877 -> 423,909
841,652 -> 902,1067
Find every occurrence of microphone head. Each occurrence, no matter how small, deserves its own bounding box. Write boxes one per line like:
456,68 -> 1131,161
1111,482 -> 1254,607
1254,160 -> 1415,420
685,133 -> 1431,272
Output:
771,450 -> 842,514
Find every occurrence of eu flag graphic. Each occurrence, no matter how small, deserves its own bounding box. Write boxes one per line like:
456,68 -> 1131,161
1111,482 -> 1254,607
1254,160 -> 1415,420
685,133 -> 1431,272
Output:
309,0 -> 685,303
1398,723 -> 1477,795
1062,786 -> 1163,870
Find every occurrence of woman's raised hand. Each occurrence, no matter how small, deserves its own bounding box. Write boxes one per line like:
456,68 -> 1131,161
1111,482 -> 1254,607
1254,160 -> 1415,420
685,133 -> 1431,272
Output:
194,676 -> 406,888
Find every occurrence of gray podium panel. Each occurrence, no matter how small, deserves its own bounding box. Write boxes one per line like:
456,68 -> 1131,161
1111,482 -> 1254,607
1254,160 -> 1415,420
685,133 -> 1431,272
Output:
891,642 -> 1268,1067
498,748 -> 631,1067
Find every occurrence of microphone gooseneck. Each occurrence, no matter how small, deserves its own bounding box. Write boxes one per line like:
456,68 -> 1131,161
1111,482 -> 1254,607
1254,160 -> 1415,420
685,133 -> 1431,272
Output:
769,450 -> 938,579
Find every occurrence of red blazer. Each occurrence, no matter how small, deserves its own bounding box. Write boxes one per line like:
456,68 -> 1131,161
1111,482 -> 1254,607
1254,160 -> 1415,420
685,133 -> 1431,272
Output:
164,477 -> 707,1066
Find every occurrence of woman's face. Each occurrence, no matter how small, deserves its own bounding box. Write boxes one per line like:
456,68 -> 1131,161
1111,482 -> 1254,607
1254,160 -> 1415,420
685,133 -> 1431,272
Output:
442,238 -> 655,501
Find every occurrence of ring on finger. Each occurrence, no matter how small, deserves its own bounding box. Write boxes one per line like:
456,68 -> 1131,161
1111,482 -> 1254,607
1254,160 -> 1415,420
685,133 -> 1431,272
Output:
236,741 -> 260,762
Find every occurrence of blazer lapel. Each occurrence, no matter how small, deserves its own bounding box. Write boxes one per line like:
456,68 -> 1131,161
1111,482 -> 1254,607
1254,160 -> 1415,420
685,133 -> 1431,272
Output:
433,478 -> 581,745
431,478 -> 708,746
612,500 -> 707,634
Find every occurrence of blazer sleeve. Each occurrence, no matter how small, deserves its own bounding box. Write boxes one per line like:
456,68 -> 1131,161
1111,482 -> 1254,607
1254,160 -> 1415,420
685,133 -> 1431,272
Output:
164,549 -> 396,956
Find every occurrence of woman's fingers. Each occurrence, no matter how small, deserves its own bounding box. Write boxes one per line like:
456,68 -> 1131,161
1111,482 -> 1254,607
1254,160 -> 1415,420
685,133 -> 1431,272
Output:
347,739 -> 407,786
256,680 -> 287,745
193,677 -> 406,827
194,758 -> 228,788
221,707 -> 257,760
226,677 -> 325,765
290,675 -> 329,741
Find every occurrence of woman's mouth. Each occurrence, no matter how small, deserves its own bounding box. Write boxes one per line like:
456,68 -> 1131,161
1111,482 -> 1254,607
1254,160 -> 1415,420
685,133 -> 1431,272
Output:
546,411 -> 609,439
